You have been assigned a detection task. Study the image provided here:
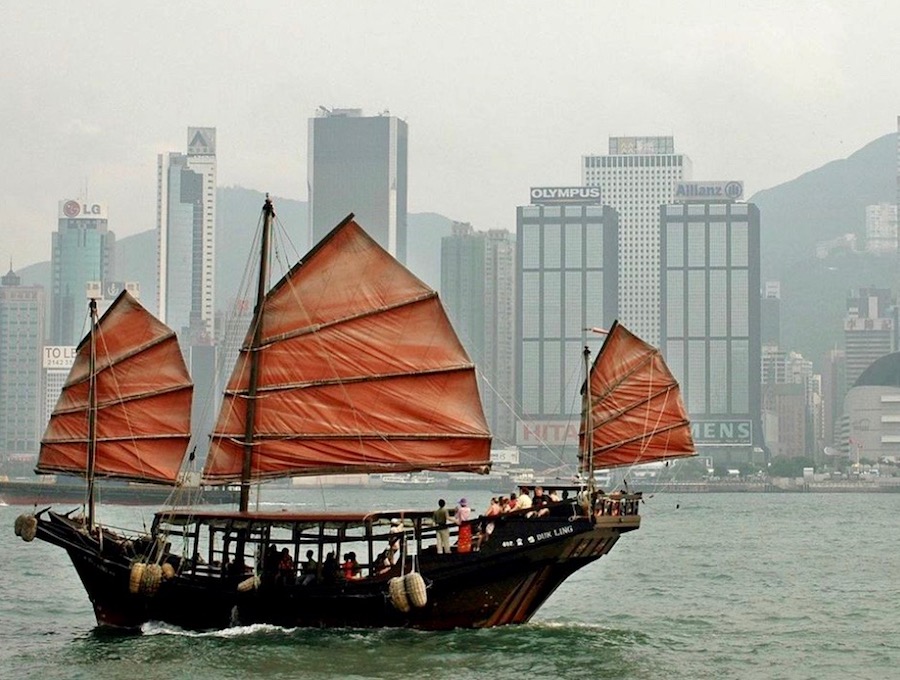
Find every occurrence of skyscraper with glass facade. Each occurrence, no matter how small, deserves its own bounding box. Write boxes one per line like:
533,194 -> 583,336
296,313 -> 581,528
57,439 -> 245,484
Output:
660,194 -> 761,464
582,136 -> 691,346
50,199 -> 114,345
308,109 -> 408,262
441,223 -> 516,445
515,189 -> 618,462
157,127 -> 217,342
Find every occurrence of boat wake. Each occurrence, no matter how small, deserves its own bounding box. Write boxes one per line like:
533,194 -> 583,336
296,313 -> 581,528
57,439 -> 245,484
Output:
142,621 -> 298,637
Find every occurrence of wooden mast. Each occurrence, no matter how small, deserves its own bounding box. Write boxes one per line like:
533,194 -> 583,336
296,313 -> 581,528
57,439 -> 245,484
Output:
582,345 -> 595,497
85,298 -> 99,530
239,195 -> 274,512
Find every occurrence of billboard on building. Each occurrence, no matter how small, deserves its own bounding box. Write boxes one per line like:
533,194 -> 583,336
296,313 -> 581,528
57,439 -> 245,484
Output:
673,182 -> 744,202
529,187 -> 601,204
691,419 -> 753,446
58,200 -> 108,220
42,346 -> 77,370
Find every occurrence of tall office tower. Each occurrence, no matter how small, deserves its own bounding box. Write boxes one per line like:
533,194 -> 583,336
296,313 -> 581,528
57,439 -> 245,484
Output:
761,281 -> 781,349
441,223 -> 516,444
864,203 -> 898,254
821,348 -> 846,447
660,183 -> 762,465
515,187 -> 618,465
157,127 -> 217,342
50,199 -> 115,345
582,136 -> 692,345
843,287 -> 896,391
0,266 -> 45,460
308,108 -> 408,262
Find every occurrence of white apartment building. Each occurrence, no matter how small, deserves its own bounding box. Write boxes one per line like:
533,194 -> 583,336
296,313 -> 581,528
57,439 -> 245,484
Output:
582,136 -> 691,345
157,127 -> 217,342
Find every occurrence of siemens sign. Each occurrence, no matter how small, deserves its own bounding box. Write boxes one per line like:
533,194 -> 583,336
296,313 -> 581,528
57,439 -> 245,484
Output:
673,181 -> 743,202
530,186 -> 601,204
691,419 -> 752,446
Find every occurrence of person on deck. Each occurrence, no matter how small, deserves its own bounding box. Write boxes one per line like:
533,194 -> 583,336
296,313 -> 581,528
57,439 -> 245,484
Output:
276,548 -> 294,585
455,498 -> 472,553
531,486 -> 551,517
433,498 -> 451,554
516,486 -> 533,511
301,549 -> 318,585
322,552 -> 338,584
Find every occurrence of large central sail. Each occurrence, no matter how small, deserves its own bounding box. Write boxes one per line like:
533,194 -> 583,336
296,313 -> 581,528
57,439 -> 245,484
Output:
38,291 -> 194,484
203,216 -> 492,483
579,322 -> 695,471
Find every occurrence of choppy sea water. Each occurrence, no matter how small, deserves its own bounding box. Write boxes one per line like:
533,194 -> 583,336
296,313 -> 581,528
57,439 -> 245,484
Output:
1,489 -> 897,680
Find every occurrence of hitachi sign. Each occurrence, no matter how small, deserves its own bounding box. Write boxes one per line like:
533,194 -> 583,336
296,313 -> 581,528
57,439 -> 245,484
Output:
673,181 -> 743,202
530,186 -> 601,204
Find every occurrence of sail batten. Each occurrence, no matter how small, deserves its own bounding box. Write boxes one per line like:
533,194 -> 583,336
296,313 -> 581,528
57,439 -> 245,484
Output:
37,292 -> 194,485
204,219 -> 492,484
579,322 -> 695,471
223,364 -> 476,395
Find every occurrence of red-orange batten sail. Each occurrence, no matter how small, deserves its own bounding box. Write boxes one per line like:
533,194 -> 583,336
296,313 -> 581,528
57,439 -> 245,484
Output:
37,291 -> 194,484
579,322 -> 695,470
203,219 -> 492,483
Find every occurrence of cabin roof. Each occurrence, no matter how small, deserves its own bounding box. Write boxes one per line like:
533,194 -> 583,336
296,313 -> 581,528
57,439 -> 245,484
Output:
155,508 -> 435,529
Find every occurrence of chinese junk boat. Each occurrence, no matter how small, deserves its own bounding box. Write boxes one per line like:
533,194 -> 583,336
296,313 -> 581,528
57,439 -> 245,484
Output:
16,197 -> 695,631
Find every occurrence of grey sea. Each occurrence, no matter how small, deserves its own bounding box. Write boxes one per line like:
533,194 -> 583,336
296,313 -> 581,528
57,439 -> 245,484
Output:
1,489 -> 897,680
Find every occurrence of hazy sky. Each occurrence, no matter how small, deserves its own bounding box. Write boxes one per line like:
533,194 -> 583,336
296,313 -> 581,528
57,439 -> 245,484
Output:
2,1 -> 898,269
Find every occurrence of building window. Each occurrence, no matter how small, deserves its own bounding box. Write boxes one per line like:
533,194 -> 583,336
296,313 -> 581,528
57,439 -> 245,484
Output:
564,205 -> 583,217
687,204 -> 706,216
666,204 -> 684,216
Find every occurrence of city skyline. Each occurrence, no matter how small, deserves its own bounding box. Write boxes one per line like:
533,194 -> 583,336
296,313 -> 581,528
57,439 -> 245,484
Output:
3,3 -> 900,269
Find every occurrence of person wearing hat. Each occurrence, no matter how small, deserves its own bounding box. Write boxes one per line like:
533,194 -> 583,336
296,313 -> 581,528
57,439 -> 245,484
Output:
455,498 -> 473,553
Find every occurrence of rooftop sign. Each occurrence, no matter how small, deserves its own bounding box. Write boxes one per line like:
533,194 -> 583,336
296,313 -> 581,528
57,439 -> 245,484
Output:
530,186 -> 601,204
58,200 -> 108,220
674,181 -> 743,202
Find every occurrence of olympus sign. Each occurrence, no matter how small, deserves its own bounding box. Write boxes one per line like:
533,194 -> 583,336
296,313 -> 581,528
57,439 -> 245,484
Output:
673,181 -> 743,202
530,186 -> 601,204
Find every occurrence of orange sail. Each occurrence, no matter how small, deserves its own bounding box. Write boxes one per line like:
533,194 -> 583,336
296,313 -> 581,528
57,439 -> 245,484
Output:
203,217 -> 492,483
579,322 -> 695,470
38,292 -> 194,484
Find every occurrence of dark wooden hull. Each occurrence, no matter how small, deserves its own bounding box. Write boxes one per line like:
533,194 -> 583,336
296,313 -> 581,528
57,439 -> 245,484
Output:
31,507 -> 639,631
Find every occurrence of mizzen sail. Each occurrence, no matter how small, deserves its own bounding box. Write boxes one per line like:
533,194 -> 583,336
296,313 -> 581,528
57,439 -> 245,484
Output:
38,291 -> 194,484
579,322 -> 695,471
203,217 -> 492,483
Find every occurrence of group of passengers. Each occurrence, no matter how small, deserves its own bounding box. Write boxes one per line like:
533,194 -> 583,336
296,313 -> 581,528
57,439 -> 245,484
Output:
432,486 -> 569,554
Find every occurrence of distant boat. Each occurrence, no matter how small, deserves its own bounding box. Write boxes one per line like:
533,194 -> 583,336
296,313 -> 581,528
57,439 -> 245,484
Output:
16,197 -> 695,631
380,472 -> 437,489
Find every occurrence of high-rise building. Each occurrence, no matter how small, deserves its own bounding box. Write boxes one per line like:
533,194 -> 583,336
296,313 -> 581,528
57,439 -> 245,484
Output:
864,203 -> 898,254
761,281 -> 781,349
843,287 -> 896,391
157,127 -> 217,342
821,348 -> 846,448
441,223 -> 516,444
308,108 -> 408,261
660,183 -> 762,465
0,266 -> 45,458
582,136 -> 692,345
50,199 -> 114,345
515,187 -> 618,464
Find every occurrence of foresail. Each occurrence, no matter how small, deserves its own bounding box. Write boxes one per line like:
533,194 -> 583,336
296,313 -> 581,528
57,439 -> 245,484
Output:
579,322 -> 695,470
38,291 -> 194,484
203,217 -> 492,483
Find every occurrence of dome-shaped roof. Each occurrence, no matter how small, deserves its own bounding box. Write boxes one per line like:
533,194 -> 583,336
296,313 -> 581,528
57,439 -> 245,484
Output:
854,352 -> 900,388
